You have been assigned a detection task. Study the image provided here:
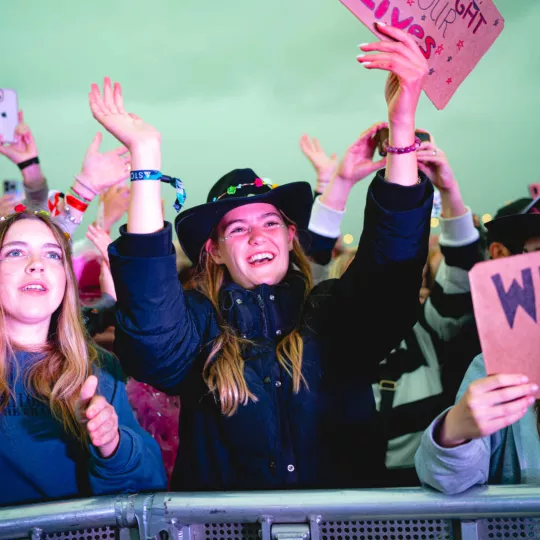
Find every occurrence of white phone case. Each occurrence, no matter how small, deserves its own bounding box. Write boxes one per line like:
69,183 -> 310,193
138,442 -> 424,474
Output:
0,89 -> 19,143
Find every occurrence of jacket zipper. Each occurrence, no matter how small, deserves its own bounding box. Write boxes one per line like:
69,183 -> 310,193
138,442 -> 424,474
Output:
256,293 -> 268,336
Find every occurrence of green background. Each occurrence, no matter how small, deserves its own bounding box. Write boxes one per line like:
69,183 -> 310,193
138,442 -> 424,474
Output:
0,0 -> 531,243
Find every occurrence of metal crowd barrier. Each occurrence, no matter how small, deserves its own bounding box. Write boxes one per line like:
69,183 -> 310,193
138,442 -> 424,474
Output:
2,486 -> 540,540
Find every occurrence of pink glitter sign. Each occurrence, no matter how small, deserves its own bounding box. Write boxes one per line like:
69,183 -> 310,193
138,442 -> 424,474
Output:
339,0 -> 504,109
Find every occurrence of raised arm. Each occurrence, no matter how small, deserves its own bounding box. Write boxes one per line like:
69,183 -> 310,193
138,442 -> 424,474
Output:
358,21 -> 426,187
0,111 -> 49,210
313,26 -> 432,371
89,78 -> 213,392
416,137 -> 482,341
299,134 -> 338,196
304,124 -> 386,273
89,77 -> 163,234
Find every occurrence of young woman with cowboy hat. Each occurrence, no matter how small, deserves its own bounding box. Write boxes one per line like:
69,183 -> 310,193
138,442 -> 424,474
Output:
92,23 -> 433,490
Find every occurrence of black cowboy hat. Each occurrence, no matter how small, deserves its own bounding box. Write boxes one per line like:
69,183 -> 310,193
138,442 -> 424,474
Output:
175,168 -> 313,264
485,196 -> 540,254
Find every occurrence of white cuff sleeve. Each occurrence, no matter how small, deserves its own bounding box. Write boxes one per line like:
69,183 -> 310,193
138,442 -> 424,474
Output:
308,197 -> 345,239
439,208 -> 480,248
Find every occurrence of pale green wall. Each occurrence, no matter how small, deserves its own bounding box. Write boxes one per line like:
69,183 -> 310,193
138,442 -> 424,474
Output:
0,0 -> 534,242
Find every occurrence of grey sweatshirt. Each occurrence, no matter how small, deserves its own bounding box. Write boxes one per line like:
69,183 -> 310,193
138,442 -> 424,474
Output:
415,354 -> 540,494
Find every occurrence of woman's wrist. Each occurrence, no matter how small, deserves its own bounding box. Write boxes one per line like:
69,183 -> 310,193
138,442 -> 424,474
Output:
73,173 -> 98,202
437,407 -> 468,448
21,163 -> 46,187
130,142 -> 162,171
319,176 -> 354,211
440,185 -> 467,219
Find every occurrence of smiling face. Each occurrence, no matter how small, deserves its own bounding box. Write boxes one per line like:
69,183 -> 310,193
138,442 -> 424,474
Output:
0,219 -> 67,331
206,203 -> 296,289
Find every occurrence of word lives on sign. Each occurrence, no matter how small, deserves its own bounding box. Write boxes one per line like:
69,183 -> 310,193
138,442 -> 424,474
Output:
339,0 -> 504,109
470,251 -> 540,396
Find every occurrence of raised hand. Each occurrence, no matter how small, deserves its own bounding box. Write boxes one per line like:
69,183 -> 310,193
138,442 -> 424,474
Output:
74,133 -> 130,199
89,77 -> 160,150
0,111 -> 38,164
438,374 -> 537,448
76,375 -> 120,458
357,23 -> 428,126
336,122 -> 387,184
416,139 -> 456,192
415,132 -> 466,218
101,184 -> 130,231
299,135 -> 338,193
86,224 -> 113,263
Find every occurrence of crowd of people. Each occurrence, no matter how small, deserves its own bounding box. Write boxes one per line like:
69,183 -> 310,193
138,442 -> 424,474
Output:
1,23 -> 538,506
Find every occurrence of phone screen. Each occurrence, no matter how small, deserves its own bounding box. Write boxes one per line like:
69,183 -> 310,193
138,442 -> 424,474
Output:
3,179 -> 24,202
0,89 -> 19,144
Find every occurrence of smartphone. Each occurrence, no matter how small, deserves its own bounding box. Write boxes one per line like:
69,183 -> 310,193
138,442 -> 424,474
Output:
3,179 -> 24,202
0,89 -> 19,143
375,128 -> 431,156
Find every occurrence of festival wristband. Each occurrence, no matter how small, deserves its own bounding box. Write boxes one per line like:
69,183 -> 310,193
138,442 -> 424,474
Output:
65,193 -> 89,213
130,170 -> 162,181
17,157 -> 40,171
130,170 -> 187,212
70,186 -> 92,203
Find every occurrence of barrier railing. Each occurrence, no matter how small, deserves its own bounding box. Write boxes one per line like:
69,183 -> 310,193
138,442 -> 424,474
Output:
2,486 -> 540,540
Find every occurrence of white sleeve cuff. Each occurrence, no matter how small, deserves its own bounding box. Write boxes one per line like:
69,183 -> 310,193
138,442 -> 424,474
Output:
308,197 -> 345,239
439,208 -> 480,248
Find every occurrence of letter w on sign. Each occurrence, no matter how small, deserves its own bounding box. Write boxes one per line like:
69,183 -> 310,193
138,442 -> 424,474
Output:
339,0 -> 504,109
470,251 -> 540,396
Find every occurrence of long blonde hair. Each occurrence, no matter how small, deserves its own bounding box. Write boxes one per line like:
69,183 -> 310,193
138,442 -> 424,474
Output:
0,211 -> 98,442
328,248 -> 357,279
194,215 -> 313,416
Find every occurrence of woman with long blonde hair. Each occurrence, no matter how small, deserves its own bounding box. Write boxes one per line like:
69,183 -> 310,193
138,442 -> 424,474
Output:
0,209 -> 166,506
96,24 -> 433,490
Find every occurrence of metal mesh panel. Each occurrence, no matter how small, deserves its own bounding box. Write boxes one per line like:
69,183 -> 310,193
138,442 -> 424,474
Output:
478,517 -> 540,539
44,527 -> 118,539
320,520 -> 453,540
203,523 -> 261,540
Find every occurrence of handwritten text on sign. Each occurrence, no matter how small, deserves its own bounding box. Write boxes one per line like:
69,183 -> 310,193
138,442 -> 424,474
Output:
470,251 -> 540,396
339,0 -> 505,109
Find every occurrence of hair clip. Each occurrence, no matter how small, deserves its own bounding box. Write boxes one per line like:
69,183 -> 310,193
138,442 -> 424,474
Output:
34,209 -> 50,217
14,203 -> 27,213
64,231 -> 71,241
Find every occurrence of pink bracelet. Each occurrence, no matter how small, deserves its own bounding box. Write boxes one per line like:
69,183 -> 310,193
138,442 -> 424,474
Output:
382,137 -> 421,155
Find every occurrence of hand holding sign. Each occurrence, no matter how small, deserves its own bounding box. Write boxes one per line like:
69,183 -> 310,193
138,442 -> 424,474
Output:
77,375 -> 120,458
470,251 -> 540,397
341,0 -> 504,109
358,22 -> 429,124
437,374 -> 537,448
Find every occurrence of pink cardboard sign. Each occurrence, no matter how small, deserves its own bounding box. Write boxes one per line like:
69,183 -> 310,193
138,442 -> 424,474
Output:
470,251 -> 540,395
339,0 -> 504,109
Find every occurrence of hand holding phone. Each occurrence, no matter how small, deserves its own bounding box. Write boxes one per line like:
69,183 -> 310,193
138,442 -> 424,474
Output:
3,179 -> 24,202
0,90 -> 19,144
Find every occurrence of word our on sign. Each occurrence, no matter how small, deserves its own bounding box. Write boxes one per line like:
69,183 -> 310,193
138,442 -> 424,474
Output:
470,251 -> 540,396
339,0 -> 505,109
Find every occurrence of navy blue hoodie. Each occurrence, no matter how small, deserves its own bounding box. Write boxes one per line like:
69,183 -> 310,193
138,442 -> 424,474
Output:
0,349 -> 167,506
